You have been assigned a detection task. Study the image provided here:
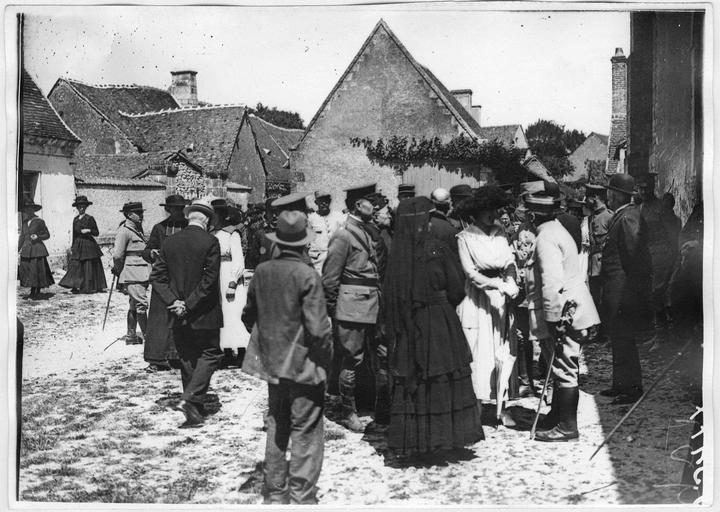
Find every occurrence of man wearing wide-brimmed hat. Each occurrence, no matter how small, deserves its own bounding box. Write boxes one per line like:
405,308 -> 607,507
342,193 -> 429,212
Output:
150,197 -> 223,428
241,210 -> 332,505
112,202 -> 151,345
142,194 -> 189,372
599,174 -> 652,405
524,192 -> 600,442
308,190 -> 345,274
322,183 -> 380,432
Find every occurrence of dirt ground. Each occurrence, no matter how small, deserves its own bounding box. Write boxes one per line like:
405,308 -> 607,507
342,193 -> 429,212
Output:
15,269 -> 705,506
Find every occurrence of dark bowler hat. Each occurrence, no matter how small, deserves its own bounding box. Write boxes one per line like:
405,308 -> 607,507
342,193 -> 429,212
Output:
22,198 -> 42,211
120,201 -> 144,214
605,174 -> 636,195
271,191 -> 308,212
345,183 -> 377,207
211,197 -> 229,210
267,210 -> 316,247
160,194 -> 188,207
184,197 -> 215,218
524,193 -> 561,215
584,183 -> 606,194
72,195 -> 93,207
398,183 -> 415,195
449,184 -> 473,199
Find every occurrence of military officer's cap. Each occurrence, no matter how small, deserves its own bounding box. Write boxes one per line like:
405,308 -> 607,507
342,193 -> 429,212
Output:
449,184 -> 473,198
524,194 -> 561,215
398,183 -> 416,195
345,183 -> 377,207
315,190 -> 332,200
271,191 -> 308,212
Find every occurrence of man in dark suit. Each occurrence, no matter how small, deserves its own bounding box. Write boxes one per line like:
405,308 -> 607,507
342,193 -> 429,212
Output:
600,174 -> 652,405
150,197 -> 223,427
430,187 -> 460,256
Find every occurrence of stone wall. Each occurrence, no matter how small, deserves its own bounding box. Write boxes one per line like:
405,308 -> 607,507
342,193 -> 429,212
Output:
607,49 -> 628,174
48,81 -> 138,156
291,25 -> 467,211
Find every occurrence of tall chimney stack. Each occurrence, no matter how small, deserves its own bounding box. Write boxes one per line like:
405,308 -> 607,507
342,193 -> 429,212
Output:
451,89 -> 481,125
607,48 -> 628,174
169,70 -> 198,108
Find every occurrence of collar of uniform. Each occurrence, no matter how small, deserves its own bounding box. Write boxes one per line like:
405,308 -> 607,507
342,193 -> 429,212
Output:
187,223 -> 206,231
277,249 -> 306,262
125,218 -> 142,230
593,205 -> 608,215
615,202 -> 632,215
346,214 -> 364,227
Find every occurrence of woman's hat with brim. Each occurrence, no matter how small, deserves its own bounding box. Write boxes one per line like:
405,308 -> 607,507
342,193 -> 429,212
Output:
160,194 -> 188,207
266,210 -> 316,247
184,197 -> 215,218
72,195 -> 93,207
120,201 -> 144,214
524,193 -> 561,215
22,199 -> 42,211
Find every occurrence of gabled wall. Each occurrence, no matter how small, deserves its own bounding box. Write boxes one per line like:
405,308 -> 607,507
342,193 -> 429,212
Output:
227,117 -> 266,204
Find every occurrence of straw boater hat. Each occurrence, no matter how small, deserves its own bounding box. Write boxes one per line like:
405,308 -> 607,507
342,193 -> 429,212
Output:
524,194 -> 562,215
72,195 -> 93,207
184,197 -> 215,218
120,201 -> 144,214
159,194 -> 188,207
267,210 -> 316,247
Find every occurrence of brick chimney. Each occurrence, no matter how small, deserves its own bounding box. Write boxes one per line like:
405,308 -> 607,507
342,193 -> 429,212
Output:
451,88 -> 482,125
607,48 -> 627,174
169,70 -> 198,108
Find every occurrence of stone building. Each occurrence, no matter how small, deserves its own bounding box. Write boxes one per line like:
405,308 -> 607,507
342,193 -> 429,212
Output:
565,132 -> 608,183
607,48 -> 628,175
291,19 -> 530,207
627,12 -> 704,222
20,69 -> 81,265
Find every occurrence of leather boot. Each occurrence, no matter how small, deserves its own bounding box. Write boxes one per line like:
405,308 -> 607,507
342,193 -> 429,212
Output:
537,395 -> 558,430
125,310 -> 140,344
137,311 -> 148,343
340,398 -> 363,432
535,387 -> 579,442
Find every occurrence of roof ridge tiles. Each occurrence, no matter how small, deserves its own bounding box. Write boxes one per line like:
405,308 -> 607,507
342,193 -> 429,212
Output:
65,77 -> 170,93
247,113 -> 304,132
119,103 -> 246,117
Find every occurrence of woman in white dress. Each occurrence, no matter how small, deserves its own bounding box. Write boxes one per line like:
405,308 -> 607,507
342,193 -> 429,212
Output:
211,199 -> 250,360
455,186 -> 520,426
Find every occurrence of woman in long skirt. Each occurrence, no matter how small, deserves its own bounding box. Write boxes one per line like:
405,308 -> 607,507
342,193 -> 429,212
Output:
384,196 -> 483,461
18,199 -> 54,299
59,196 -> 107,293
211,199 -> 250,361
455,186 -> 520,426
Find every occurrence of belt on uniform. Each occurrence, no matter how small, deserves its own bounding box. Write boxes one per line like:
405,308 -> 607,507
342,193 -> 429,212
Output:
340,277 -> 379,287
125,250 -> 144,256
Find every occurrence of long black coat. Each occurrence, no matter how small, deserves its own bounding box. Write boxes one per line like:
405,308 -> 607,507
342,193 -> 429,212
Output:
600,203 -> 652,322
142,218 -> 188,264
429,211 -> 460,256
70,215 -> 102,260
19,216 -> 50,258
150,225 -> 223,330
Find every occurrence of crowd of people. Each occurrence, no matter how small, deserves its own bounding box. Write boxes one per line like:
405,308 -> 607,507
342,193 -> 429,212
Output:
17,170 -> 703,505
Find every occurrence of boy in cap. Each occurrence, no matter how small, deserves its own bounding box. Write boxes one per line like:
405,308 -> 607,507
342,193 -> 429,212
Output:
308,191 -> 346,274
322,183 -> 381,432
112,202 -> 151,345
242,210 -> 332,505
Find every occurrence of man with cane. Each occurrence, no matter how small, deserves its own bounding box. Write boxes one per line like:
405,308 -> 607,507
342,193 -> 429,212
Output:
525,193 -> 600,442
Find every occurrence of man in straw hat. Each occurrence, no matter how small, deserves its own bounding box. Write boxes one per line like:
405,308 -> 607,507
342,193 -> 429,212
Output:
308,190 -> 345,274
112,202 -> 151,345
524,192 -> 600,441
322,183 -> 381,432
599,174 -> 652,405
142,194 -> 188,372
241,210 -> 332,505
150,197 -> 223,428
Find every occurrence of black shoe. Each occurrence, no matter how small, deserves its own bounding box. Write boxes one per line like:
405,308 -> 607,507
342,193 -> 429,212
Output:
534,425 -> 579,442
611,390 -> 643,405
144,363 -> 171,373
599,387 -> 621,397
174,400 -> 204,426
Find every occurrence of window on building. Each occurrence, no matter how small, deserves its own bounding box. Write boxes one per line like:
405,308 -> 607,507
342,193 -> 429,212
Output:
22,171 -> 39,203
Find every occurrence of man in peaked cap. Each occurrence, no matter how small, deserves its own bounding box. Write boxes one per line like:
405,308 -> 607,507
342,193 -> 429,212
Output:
150,197 -> 223,428
397,183 -> 416,202
112,202 -> 151,345
258,192 -> 311,265
524,193 -> 600,442
308,191 -> 346,274
448,184 -> 473,229
584,183 -> 614,342
322,183 -> 381,432
142,194 -> 189,372
600,174 -> 652,405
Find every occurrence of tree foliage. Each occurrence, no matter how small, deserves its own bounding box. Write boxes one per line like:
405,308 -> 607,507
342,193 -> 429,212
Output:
252,102 -> 305,130
349,134 -> 528,188
526,119 -> 587,180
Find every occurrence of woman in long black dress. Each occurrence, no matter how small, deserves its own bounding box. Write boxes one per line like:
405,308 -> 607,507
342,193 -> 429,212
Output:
59,196 -> 107,293
384,196 -> 483,461
18,199 -> 54,299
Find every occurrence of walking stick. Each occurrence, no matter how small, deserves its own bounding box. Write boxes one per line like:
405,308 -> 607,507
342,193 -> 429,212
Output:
589,336 -> 696,461
530,342 -> 557,440
101,273 -> 117,331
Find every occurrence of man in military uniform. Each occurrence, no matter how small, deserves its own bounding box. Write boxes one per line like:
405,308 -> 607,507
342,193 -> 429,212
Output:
600,174 -> 652,405
307,191 -> 346,274
322,183 -> 381,432
584,184 -> 613,340
259,192 -> 310,265
448,184 -> 473,229
143,194 -> 188,371
397,183 -> 416,202
525,193 -> 600,442
112,202 -> 151,345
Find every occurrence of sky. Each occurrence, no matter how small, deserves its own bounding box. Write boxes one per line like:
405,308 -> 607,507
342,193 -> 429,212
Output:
19,5 -> 630,135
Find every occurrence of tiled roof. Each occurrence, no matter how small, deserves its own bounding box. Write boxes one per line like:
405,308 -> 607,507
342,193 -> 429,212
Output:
57,79 -> 179,146
72,153 -> 174,181
75,176 -> 165,188
247,114 -> 303,182
522,155 -> 557,183
590,132 -> 609,146
478,125 -> 523,147
22,70 -> 80,143
120,105 -> 247,173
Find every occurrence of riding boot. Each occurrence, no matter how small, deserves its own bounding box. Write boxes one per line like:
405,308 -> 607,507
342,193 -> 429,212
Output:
125,310 -> 139,344
339,380 -> 363,433
373,372 -> 391,426
535,387 -> 579,442
137,311 -> 148,343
